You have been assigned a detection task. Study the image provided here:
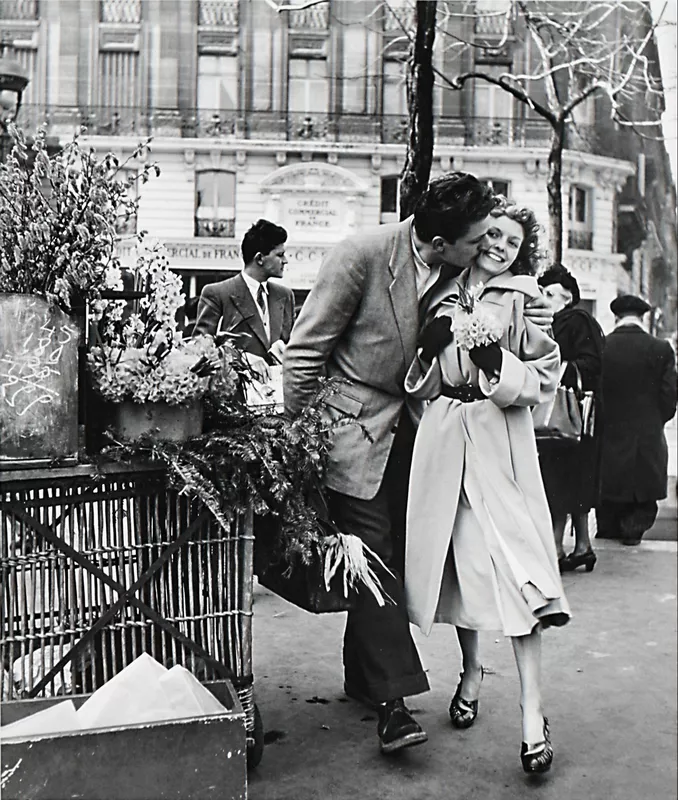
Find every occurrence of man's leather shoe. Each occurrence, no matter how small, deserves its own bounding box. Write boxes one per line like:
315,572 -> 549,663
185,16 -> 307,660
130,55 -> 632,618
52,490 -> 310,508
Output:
344,681 -> 378,710
377,699 -> 428,754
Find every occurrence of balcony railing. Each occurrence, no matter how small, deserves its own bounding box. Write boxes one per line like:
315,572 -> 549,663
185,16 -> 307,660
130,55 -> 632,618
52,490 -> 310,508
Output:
288,4 -> 328,30
100,0 -> 141,24
195,216 -> 235,238
474,12 -> 513,36
568,229 -> 594,251
198,0 -> 238,28
0,0 -> 38,20
18,106 -> 624,155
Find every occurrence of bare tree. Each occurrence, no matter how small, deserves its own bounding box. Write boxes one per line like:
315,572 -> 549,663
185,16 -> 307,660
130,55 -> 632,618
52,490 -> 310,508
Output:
435,0 -> 667,262
398,1 -> 438,218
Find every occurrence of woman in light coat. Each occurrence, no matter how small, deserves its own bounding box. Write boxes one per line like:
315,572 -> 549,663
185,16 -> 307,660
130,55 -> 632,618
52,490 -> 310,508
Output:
405,202 -> 570,774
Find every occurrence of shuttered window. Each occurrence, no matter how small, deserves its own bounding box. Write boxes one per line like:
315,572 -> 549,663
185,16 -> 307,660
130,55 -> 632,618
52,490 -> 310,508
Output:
99,50 -> 139,109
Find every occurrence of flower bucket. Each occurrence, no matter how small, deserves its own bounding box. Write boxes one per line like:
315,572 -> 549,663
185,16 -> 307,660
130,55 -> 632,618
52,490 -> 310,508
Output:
0,294 -> 82,469
113,399 -> 204,442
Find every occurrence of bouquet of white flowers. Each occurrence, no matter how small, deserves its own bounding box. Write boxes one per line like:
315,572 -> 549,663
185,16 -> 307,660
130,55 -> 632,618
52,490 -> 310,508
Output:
450,282 -> 504,351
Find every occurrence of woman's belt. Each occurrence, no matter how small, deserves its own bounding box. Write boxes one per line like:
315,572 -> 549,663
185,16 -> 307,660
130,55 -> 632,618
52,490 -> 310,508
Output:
440,384 -> 485,403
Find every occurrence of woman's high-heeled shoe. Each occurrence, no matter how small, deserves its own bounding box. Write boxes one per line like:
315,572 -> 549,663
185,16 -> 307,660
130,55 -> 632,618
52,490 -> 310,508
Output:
449,668 -> 483,729
520,716 -> 553,774
560,550 -> 597,573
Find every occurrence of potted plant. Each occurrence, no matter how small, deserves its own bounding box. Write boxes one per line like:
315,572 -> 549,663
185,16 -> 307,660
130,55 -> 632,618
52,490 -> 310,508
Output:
87,236 -> 225,442
0,124 -> 158,466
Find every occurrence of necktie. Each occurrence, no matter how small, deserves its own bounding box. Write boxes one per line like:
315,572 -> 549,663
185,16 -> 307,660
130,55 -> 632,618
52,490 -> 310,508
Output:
418,264 -> 459,328
256,284 -> 267,320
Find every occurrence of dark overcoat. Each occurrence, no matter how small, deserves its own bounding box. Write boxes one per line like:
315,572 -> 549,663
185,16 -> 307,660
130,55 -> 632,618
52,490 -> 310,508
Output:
538,307 -> 605,515
600,324 -> 677,502
193,273 -> 295,359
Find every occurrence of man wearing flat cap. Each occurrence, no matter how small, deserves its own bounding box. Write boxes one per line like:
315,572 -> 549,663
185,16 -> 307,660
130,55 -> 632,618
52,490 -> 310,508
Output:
597,294 -> 677,545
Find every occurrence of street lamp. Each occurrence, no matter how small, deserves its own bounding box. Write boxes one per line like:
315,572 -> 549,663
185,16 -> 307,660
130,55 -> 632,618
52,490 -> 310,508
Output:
0,47 -> 29,160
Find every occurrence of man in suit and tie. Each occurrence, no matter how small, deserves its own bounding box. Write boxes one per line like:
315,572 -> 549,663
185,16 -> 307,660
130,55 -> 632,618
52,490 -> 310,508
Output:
193,219 -> 295,363
597,294 -> 677,545
283,173 -> 553,754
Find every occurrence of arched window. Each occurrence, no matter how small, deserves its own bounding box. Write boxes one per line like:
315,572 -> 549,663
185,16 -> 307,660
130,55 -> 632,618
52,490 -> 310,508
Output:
195,170 -> 236,238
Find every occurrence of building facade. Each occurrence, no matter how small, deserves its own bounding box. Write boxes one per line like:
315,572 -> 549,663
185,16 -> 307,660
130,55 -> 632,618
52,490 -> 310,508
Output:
2,0 -> 674,332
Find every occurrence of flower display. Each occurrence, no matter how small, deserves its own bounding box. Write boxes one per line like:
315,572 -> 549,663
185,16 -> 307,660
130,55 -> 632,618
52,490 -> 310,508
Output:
0,124 -> 158,313
450,282 -> 504,351
88,237 -> 230,405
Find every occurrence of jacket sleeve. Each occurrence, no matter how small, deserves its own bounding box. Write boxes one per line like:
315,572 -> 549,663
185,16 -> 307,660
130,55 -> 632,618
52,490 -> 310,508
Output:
283,241 -> 365,417
658,342 -> 677,423
193,284 -> 224,338
480,302 -> 560,409
282,288 -> 296,343
404,354 -> 442,401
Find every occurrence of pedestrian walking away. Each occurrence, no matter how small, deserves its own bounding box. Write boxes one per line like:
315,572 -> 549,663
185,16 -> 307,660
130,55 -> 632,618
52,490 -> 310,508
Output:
596,294 -> 677,545
537,265 -> 605,573
283,173 -> 554,756
405,200 -> 570,775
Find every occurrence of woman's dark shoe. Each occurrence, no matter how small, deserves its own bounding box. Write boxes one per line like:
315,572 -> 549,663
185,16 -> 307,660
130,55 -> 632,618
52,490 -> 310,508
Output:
560,550 -> 597,573
449,668 -> 483,729
377,699 -> 428,754
520,716 -> 553,774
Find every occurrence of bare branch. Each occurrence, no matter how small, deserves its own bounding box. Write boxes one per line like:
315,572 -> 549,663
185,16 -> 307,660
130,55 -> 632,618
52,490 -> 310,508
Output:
447,71 -> 556,124
263,0 -> 328,12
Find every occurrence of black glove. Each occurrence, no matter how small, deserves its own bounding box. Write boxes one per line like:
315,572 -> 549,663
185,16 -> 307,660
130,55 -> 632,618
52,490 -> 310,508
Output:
469,341 -> 503,375
418,316 -> 454,362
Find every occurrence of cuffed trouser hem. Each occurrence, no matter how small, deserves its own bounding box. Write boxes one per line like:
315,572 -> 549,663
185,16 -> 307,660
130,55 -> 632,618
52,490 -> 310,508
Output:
365,673 -> 430,706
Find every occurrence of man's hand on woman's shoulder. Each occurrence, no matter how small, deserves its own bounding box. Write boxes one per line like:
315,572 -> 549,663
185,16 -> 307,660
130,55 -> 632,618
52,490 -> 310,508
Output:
524,295 -> 554,330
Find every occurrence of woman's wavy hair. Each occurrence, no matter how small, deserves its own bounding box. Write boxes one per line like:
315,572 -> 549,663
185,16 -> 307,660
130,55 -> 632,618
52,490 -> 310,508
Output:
489,197 -> 543,276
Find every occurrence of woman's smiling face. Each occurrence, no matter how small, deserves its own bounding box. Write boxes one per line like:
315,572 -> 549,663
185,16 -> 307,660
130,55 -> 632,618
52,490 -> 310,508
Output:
474,215 -> 525,279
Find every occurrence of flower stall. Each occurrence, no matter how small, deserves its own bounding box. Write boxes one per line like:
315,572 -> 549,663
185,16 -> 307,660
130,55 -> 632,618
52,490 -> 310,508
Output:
0,126 -> 385,787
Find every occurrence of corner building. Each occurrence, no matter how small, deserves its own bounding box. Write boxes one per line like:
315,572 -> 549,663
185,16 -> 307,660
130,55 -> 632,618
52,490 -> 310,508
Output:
4,0 -> 675,332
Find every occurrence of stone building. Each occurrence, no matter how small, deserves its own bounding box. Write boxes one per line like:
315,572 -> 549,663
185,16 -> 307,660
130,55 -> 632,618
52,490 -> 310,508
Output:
2,0 -> 675,332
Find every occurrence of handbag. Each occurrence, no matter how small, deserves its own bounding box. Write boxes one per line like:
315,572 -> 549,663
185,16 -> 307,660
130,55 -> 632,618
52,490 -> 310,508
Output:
254,489 -> 356,614
533,362 -> 586,441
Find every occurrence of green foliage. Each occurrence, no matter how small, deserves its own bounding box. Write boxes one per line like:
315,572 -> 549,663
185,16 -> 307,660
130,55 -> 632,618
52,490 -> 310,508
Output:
99,380 -> 349,566
0,124 -> 159,312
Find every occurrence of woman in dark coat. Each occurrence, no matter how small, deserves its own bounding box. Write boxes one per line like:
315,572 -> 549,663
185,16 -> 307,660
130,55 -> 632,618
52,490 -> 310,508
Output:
537,265 -> 605,572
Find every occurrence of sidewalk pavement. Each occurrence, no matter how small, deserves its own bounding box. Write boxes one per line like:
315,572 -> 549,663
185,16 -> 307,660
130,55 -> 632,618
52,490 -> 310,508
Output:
248,541 -> 676,800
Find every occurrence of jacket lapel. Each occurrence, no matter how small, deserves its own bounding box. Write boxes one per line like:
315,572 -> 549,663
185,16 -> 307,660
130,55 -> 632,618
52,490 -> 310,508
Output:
230,275 -> 270,350
387,218 -> 419,368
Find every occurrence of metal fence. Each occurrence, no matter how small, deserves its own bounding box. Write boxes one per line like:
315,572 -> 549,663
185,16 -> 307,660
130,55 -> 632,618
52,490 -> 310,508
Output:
16,104 -> 620,156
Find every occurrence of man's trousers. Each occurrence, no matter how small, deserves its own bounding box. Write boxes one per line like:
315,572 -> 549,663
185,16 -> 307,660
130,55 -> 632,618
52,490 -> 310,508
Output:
326,412 -> 429,704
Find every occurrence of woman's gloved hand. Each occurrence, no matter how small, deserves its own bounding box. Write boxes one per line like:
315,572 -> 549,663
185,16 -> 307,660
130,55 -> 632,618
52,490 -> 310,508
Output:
418,316 -> 454,362
469,341 -> 503,376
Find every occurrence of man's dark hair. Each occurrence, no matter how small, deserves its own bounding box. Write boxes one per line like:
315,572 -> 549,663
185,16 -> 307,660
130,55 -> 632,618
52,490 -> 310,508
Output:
538,263 -> 581,306
241,219 -> 288,264
412,172 -> 497,243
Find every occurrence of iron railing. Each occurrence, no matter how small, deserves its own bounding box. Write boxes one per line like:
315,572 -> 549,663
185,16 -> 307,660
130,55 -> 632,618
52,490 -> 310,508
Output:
568,229 -> 594,251
16,105 -> 623,156
198,0 -> 238,28
100,0 -> 141,24
0,0 -> 38,20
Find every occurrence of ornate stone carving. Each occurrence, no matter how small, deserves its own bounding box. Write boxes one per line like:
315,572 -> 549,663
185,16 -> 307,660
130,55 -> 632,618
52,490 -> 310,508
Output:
260,163 -> 368,194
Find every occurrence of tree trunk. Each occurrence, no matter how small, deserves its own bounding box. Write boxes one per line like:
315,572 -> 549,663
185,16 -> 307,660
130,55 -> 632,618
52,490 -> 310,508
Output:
547,121 -> 566,264
399,0 -> 437,220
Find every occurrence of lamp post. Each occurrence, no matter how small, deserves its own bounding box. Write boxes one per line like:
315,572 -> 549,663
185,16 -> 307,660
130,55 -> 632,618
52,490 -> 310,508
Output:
0,41 -> 29,161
